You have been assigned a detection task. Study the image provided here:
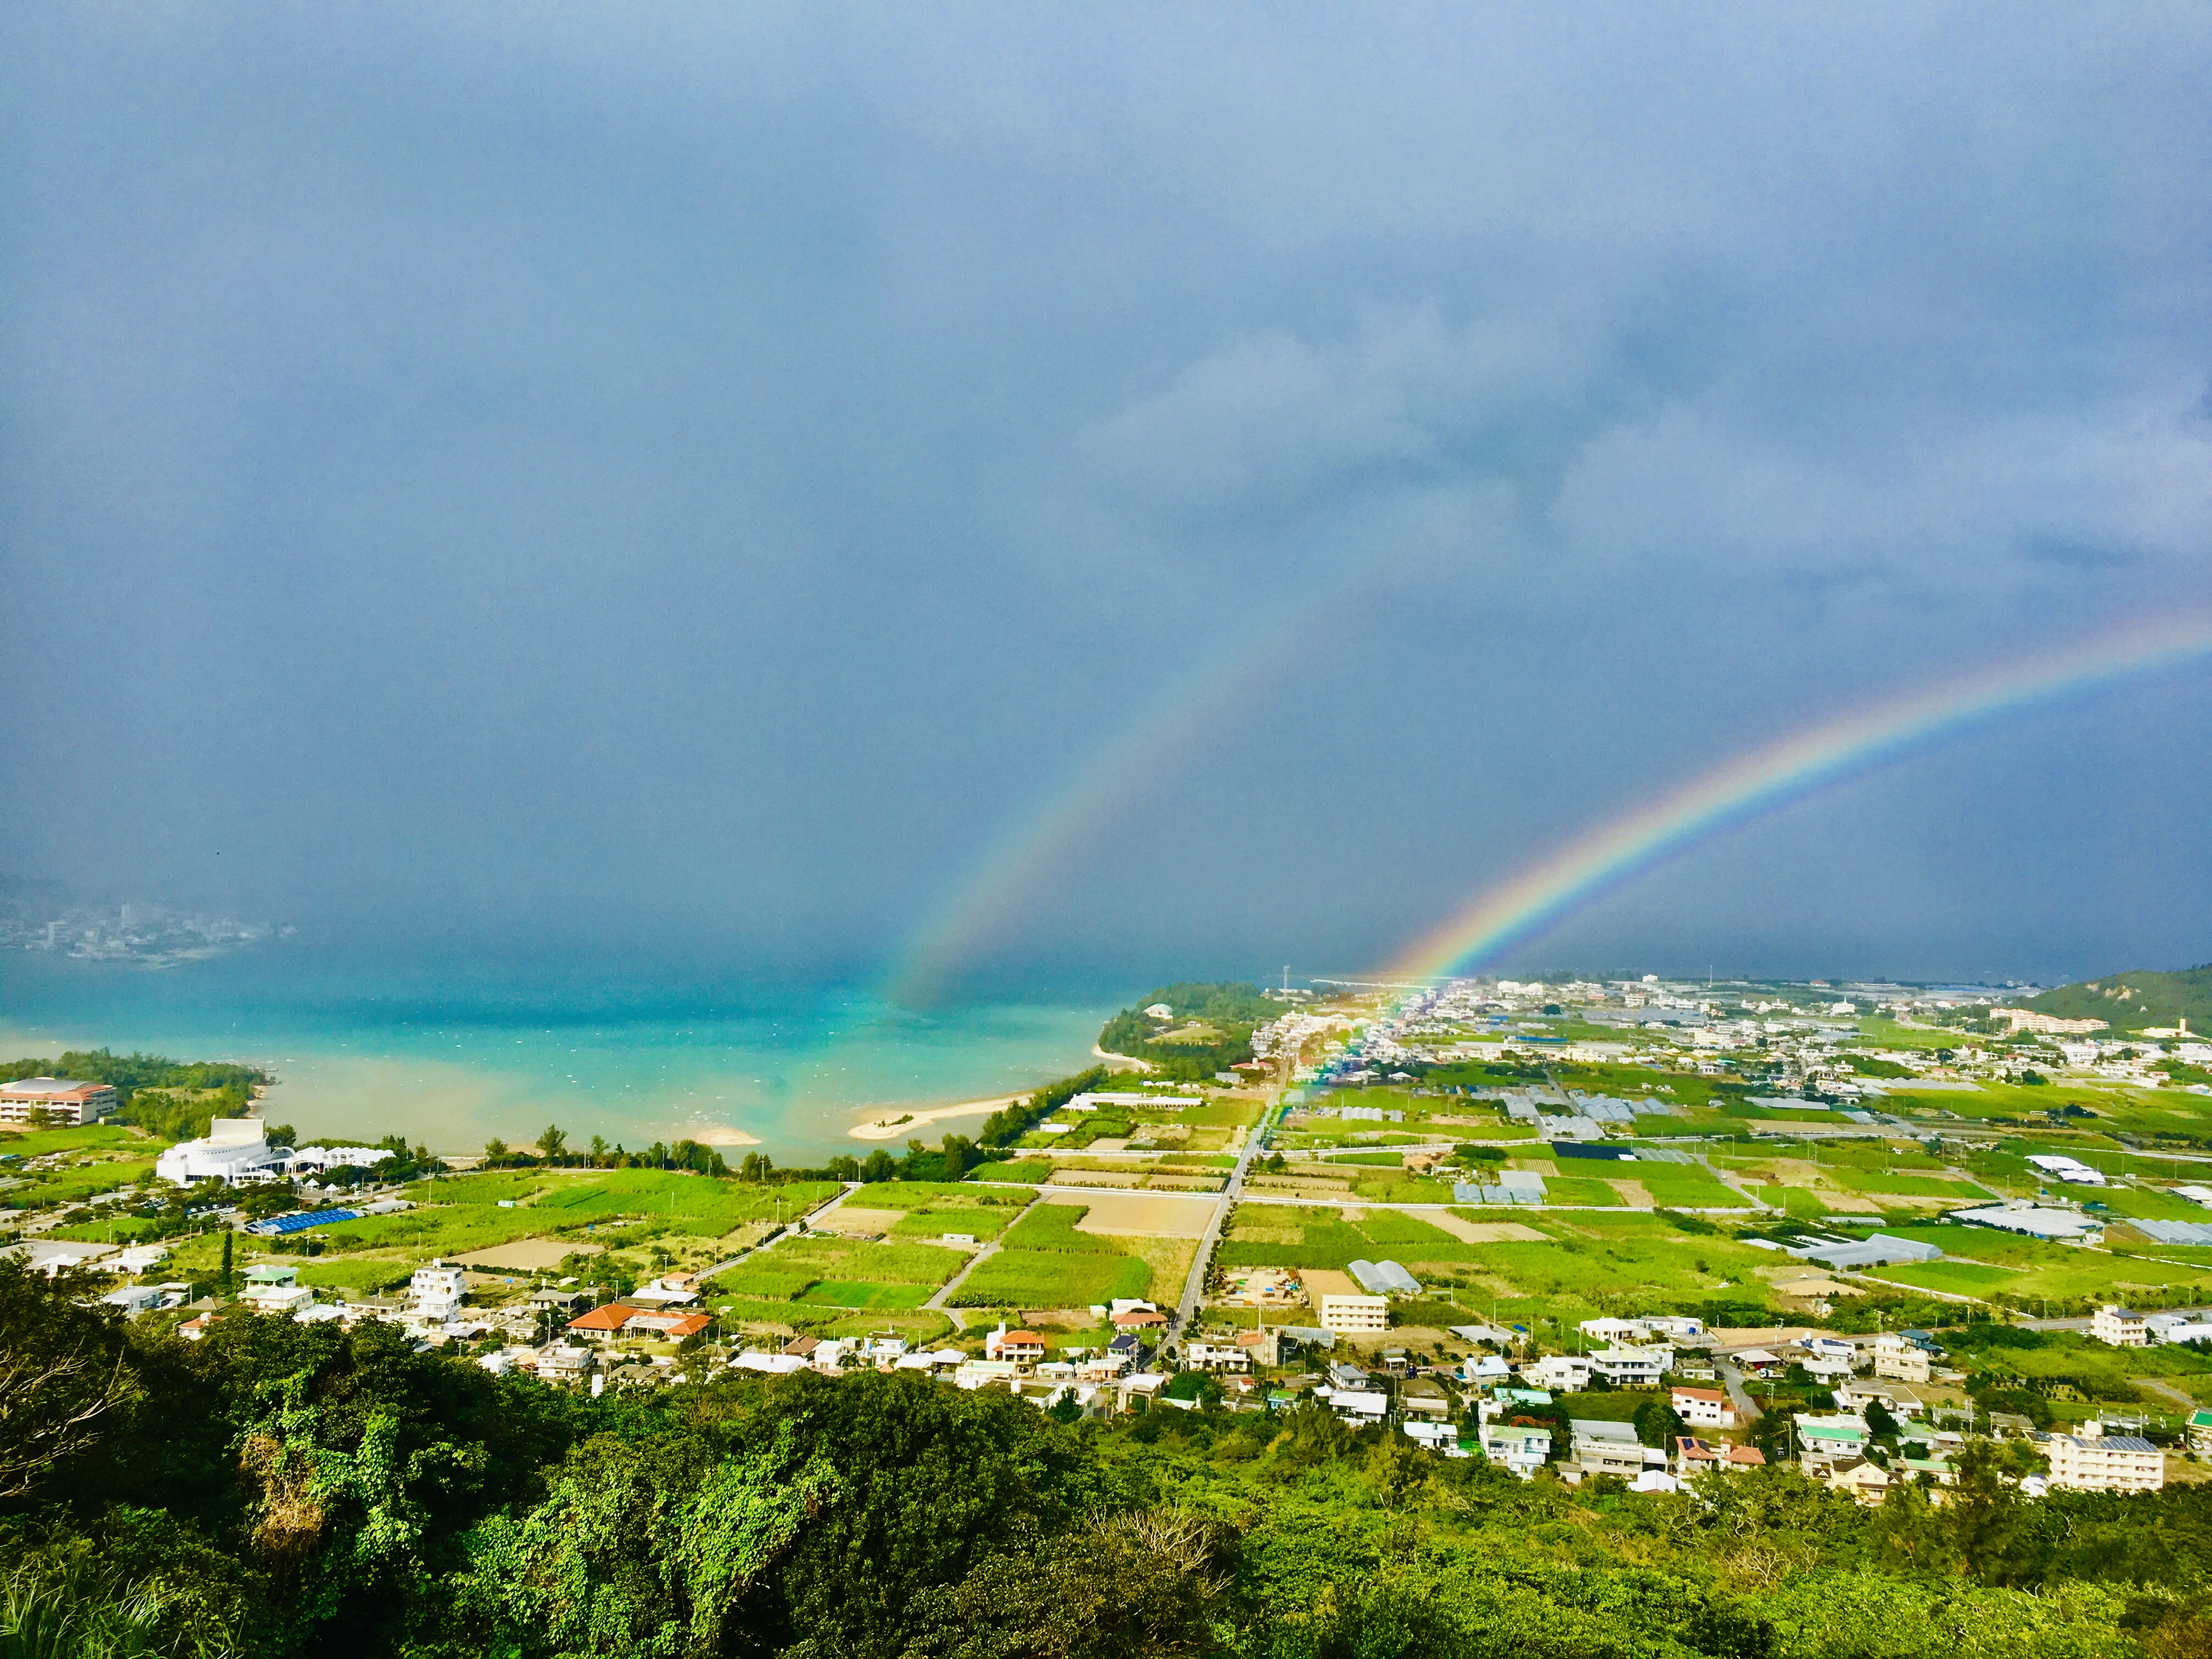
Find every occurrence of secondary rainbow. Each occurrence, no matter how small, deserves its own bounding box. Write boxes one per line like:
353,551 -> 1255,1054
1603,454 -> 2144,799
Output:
1386,612 -> 2212,982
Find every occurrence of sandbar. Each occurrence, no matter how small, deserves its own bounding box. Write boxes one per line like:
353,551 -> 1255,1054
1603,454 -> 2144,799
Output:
687,1125 -> 764,1148
849,1096 -> 1018,1142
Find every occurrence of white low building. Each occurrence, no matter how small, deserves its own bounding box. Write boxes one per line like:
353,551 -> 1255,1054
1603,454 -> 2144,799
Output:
156,1119 -> 287,1186
1590,1345 -> 1672,1387
1672,1385 -> 1735,1427
1319,1294 -> 1388,1335
1525,1354 -> 1595,1392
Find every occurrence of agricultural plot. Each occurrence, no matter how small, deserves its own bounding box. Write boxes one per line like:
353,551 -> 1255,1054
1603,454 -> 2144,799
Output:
1218,1203 -> 1492,1271
0,1123 -> 148,1159
946,1200 -> 1158,1309
9,1156 -> 160,1209
716,1234 -> 967,1310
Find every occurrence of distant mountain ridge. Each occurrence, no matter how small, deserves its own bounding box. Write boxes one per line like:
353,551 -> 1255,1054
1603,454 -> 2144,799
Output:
2027,964 -> 2212,1033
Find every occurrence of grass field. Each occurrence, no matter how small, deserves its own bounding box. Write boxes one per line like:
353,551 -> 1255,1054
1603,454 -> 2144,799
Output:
0,1124 -> 151,1158
948,1248 -> 1150,1309
12,1158 -> 161,1207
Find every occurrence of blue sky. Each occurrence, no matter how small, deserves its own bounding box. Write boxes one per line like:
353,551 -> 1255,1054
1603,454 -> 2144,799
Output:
3,4 -> 2209,991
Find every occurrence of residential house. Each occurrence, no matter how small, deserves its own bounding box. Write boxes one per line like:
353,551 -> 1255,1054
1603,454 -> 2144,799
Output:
1325,1389 -> 1390,1427
1525,1354 -> 1595,1392
1480,1423 -> 1552,1477
239,1265 -> 314,1316
2091,1305 -> 2150,1348
1874,1330 -> 1933,1383
1570,1419 -> 1648,1479
2047,1422 -> 2164,1493
1672,1385 -> 1735,1429
1183,1340 -> 1252,1373
1833,1378 -> 1924,1421
1398,1378 -> 1453,1421
1589,1345 -> 1671,1389
2188,1409 -> 2212,1455
1898,1455 -> 1957,1486
1792,1414 -> 1869,1472
986,1324 -> 1049,1367
1672,1437 -> 1766,1477
1579,1317 -> 1650,1345
1827,1458 -> 1894,1504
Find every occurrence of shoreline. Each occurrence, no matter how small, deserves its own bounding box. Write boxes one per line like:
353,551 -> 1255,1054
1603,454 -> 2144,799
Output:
848,1095 -> 1018,1142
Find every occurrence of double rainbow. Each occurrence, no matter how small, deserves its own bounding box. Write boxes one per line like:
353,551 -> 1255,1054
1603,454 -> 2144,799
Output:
1385,612 -> 2212,981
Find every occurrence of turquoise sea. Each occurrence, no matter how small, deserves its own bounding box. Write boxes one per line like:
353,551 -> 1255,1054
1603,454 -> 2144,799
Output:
0,947 -> 1126,1164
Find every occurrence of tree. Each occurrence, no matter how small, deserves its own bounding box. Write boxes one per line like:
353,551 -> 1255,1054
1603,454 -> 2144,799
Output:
589,1135 -> 608,1169
535,1125 -> 567,1164
0,1260 -> 140,1503
219,1229 -> 233,1293
483,1137 -> 509,1165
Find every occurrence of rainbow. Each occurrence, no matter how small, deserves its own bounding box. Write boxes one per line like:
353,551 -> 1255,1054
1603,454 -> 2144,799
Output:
1387,612 -> 2212,981
882,596 -> 1330,1005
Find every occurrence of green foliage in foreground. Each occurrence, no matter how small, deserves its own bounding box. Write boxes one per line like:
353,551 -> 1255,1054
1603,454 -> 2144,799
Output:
8,1256 -> 2212,1659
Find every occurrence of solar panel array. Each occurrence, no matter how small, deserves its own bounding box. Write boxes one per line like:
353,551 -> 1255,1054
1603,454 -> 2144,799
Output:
246,1208 -> 360,1237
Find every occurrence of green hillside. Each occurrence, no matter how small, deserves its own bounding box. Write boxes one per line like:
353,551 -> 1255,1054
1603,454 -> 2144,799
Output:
2028,963 -> 2212,1033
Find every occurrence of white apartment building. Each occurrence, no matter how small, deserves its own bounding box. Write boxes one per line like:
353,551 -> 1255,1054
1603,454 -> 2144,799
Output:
2091,1305 -> 2150,1348
411,1263 -> 467,1324
1570,1419 -> 1647,1477
1319,1294 -> 1388,1335
2046,1423 -> 2164,1493
1874,1331 -> 1932,1383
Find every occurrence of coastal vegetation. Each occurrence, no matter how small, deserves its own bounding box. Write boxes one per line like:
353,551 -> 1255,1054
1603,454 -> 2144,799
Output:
1098,982 -> 1278,1079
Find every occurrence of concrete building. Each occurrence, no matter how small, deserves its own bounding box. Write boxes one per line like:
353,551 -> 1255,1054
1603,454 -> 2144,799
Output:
1525,1354 -> 1596,1392
2046,1423 -> 2164,1493
1874,1331 -> 1932,1383
0,1077 -> 119,1125
411,1263 -> 467,1324
155,1119 -> 286,1186
2186,1409 -> 2212,1454
1589,1345 -> 1671,1389
2091,1305 -> 2150,1348
1672,1385 -> 1735,1428
1319,1294 -> 1389,1335
1480,1423 -> 1552,1477
1569,1419 -> 1648,1479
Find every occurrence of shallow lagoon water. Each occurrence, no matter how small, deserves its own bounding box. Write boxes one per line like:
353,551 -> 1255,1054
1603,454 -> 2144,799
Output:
0,947 -> 1124,1163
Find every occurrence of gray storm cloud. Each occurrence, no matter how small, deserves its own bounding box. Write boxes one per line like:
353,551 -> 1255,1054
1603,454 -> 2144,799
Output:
3,2 -> 2208,986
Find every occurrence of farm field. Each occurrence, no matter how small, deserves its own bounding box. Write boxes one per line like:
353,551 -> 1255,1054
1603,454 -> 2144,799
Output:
946,1200 -> 1161,1310
1045,1189 -> 1214,1237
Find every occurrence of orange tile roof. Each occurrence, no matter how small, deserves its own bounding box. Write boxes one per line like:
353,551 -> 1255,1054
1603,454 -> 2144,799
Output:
567,1305 -> 630,1332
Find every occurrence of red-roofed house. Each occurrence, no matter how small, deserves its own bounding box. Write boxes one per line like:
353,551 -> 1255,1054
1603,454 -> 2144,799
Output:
1672,1437 -> 1767,1477
1672,1385 -> 1736,1428
1113,1308 -> 1168,1330
566,1304 -> 633,1338
986,1324 -> 1048,1365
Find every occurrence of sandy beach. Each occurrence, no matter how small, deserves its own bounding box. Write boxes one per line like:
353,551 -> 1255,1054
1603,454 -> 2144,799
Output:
848,1096 -> 1017,1142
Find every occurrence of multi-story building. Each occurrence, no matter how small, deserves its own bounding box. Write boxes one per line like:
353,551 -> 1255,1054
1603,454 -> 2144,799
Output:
1589,1345 -> 1671,1388
1525,1354 -> 1595,1392
2186,1409 -> 2212,1455
2046,1423 -> 2164,1493
0,1077 -> 120,1125
1874,1331 -> 1933,1383
156,1118 -> 287,1186
1570,1419 -> 1648,1478
1480,1424 -> 1552,1478
1792,1414 -> 1869,1472
2091,1305 -> 2150,1348
1319,1294 -> 1388,1335
411,1263 -> 467,1324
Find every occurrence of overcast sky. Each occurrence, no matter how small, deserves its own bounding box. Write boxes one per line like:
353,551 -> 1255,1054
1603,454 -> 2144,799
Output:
4,3 -> 2210,992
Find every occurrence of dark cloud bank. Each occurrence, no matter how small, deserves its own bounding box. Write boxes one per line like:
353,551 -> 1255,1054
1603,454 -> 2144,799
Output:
3,3 -> 2209,993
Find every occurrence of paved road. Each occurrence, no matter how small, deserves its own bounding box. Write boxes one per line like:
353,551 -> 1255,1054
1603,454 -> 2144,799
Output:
1713,1355 -> 1763,1423
1171,1110 -> 1275,1345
